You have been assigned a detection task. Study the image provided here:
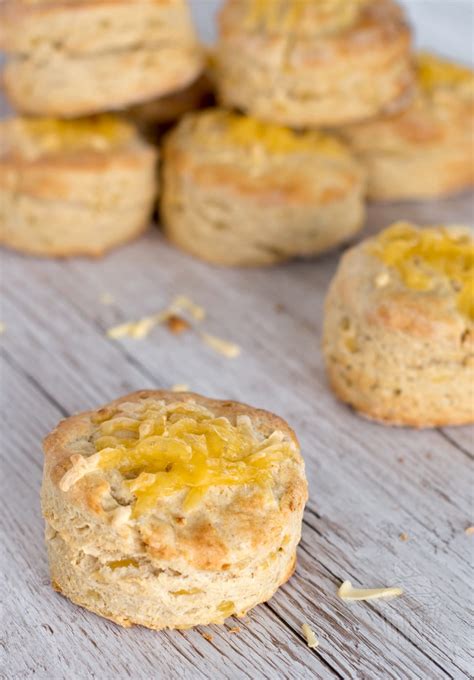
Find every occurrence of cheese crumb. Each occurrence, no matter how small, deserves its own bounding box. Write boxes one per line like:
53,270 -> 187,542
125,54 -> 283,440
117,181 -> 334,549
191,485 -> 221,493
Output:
172,295 -> 206,321
109,506 -> 132,529
399,532 -> 409,541
106,295 -> 205,340
59,453 -> 101,492
337,580 -> 403,601
201,632 -> 213,641
171,383 -> 190,392
375,271 -> 390,288
166,314 -> 190,335
228,626 -> 241,634
100,292 -> 115,305
201,332 -> 241,358
0,322 -> 5,335
301,623 -> 319,649
464,526 -> 474,536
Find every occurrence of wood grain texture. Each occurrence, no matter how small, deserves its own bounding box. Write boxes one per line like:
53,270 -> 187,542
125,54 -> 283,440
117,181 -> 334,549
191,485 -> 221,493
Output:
1,189 -> 473,679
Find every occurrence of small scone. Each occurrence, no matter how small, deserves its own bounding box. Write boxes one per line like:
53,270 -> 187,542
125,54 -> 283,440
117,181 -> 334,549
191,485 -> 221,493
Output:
323,222 -> 474,427
161,109 -> 366,266
0,115 -> 157,257
341,53 -> 474,201
41,390 -> 308,629
0,0 -> 204,117
215,0 -> 415,127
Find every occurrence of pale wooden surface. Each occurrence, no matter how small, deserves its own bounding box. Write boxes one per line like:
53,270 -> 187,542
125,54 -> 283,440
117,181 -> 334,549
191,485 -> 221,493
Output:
1,3 -> 474,679
1,191 -> 473,679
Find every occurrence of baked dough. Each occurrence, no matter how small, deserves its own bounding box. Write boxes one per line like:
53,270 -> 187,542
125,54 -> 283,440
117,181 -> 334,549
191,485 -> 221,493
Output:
322,222 -> 474,427
161,109 -> 366,266
0,115 -> 157,257
41,390 -> 308,629
215,0 -> 415,127
0,0 -> 204,117
341,52 -> 474,200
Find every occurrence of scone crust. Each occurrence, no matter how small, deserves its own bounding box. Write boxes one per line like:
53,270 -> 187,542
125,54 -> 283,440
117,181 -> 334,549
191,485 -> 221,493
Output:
215,0 -> 415,127
161,110 -> 366,266
0,117 -> 158,257
42,390 -> 308,629
1,0 -> 204,116
322,228 -> 474,427
342,54 -> 474,200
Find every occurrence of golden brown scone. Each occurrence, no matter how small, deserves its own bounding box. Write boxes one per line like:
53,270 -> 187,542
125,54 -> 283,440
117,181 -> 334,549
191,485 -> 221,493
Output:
0,115 -> 157,257
161,109 -> 366,266
0,0 -> 204,117
41,390 -> 308,629
341,52 -> 474,201
214,0 -> 415,127
322,222 -> 474,427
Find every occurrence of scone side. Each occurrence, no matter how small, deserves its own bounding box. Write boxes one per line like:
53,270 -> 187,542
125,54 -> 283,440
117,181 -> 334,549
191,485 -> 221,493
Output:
161,120 -> 366,266
0,141 -> 158,257
215,0 -> 415,127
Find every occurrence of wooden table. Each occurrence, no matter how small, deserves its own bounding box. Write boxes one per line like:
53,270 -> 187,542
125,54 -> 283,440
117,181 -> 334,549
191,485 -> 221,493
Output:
1,4 -> 473,679
2,193 -> 472,679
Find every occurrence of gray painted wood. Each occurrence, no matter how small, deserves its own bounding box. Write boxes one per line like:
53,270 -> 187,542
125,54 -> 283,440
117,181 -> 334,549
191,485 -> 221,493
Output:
1,3 -> 473,678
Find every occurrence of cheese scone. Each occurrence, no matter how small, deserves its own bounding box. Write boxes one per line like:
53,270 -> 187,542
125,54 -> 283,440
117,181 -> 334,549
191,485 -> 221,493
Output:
341,53 -> 474,201
161,109 -> 366,266
41,390 -> 308,629
215,0 -> 415,127
323,223 -> 474,427
0,0 -> 204,117
0,115 -> 157,257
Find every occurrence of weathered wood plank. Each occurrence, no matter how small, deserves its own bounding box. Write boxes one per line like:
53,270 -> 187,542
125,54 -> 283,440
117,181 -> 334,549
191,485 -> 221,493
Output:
1,197 -> 472,678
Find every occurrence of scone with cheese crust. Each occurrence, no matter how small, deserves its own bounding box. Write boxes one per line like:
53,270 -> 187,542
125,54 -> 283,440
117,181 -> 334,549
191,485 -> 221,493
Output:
161,109 -> 366,266
41,390 -> 308,629
215,0 -> 415,127
0,115 -> 157,257
323,222 -> 474,427
341,53 -> 474,201
0,0 -> 204,117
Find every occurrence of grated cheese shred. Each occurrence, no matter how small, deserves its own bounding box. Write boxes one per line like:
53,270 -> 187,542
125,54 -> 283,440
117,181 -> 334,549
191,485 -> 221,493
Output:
200,332 -> 241,358
337,580 -> 403,601
301,623 -> 319,649
59,399 -> 296,517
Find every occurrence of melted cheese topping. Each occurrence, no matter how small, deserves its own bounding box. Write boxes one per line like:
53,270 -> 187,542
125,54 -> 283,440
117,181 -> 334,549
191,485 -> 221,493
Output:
8,115 -> 134,159
215,111 -> 346,157
417,52 -> 474,93
372,223 -> 474,320
89,399 -> 295,517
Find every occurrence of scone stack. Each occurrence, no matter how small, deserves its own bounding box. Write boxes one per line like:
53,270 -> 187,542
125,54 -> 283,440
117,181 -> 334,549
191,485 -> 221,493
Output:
0,0 -> 206,257
159,0 -> 473,266
160,0 -> 416,265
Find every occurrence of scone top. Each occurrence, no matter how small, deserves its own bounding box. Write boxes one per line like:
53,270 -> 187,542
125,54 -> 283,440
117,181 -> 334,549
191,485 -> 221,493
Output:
1,115 -> 139,161
50,392 -> 305,540
417,52 -> 474,98
173,109 -> 351,160
223,0 -> 371,36
370,223 -> 474,322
